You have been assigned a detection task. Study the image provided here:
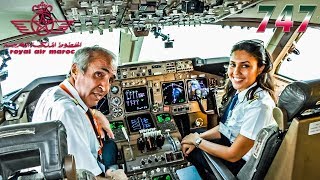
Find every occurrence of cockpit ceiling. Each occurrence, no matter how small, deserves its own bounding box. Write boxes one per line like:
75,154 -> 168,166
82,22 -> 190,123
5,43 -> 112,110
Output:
0,0 -> 263,42
1,0 -> 320,46
59,0 -> 263,31
58,0 -> 320,31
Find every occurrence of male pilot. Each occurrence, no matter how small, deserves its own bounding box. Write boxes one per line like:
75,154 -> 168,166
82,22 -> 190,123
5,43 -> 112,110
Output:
33,46 -> 127,179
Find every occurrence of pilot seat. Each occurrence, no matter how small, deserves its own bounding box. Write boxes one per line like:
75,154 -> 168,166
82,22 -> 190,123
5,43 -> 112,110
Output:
202,79 -> 320,180
0,120 -> 77,180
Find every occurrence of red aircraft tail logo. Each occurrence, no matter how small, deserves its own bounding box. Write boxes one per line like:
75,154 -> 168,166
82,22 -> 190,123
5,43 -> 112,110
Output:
11,1 -> 74,36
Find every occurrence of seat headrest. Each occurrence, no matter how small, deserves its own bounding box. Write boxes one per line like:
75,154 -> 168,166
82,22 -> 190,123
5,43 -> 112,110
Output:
278,79 -> 320,120
0,120 -> 67,179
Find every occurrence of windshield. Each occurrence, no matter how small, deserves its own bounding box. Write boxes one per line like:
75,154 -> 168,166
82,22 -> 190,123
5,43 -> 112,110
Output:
277,27 -> 320,81
2,25 -> 273,95
139,25 -> 273,61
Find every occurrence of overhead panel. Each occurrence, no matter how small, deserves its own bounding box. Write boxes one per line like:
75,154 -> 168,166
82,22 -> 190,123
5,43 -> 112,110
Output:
59,0 -> 264,34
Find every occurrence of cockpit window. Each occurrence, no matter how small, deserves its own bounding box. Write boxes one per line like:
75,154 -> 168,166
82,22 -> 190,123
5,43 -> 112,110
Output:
277,27 -> 320,81
139,25 -> 273,61
2,25 -> 273,95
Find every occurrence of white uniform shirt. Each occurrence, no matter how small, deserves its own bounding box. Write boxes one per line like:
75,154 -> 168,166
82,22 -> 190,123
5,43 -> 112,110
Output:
32,79 -> 102,176
219,83 -> 276,161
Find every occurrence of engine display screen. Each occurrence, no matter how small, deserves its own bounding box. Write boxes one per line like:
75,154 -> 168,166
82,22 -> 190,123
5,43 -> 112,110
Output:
110,121 -> 125,130
94,97 -> 109,115
162,81 -> 186,105
123,86 -> 149,112
152,174 -> 172,180
126,113 -> 155,133
187,78 -> 208,101
156,113 -> 172,123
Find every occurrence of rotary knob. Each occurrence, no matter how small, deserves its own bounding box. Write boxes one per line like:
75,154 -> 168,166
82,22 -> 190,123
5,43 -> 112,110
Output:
111,96 -> 121,106
156,168 -> 161,173
142,171 -> 147,177
161,156 -> 165,161
163,167 -> 167,173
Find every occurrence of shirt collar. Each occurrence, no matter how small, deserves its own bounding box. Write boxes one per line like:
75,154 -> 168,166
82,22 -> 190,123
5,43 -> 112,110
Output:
61,79 -> 88,112
237,82 -> 258,102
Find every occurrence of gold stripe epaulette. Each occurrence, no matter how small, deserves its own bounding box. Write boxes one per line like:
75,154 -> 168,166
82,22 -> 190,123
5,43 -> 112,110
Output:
248,94 -> 260,104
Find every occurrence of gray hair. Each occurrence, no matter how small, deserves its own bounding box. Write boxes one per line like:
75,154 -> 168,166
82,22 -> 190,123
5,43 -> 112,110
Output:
67,45 -> 117,78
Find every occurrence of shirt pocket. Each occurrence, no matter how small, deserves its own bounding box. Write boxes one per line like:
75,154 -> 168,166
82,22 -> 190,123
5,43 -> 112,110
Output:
228,107 -> 243,126
228,109 -> 245,137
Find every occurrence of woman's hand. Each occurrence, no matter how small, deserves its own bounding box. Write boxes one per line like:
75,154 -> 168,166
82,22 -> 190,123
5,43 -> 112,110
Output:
181,143 -> 196,157
93,109 -> 115,139
181,133 -> 200,145
181,133 -> 200,157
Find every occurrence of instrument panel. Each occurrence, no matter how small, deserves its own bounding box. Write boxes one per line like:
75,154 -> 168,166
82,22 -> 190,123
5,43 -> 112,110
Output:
92,58 -> 224,142
105,59 -> 224,179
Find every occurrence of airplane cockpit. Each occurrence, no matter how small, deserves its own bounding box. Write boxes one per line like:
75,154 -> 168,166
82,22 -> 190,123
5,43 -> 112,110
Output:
1,57 -> 227,179
1,0 -> 320,180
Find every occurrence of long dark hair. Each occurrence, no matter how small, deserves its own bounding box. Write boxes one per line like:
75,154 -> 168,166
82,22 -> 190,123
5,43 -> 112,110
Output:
221,40 -> 276,109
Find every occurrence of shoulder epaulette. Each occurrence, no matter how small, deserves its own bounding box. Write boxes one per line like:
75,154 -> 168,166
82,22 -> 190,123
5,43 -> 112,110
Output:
248,94 -> 260,104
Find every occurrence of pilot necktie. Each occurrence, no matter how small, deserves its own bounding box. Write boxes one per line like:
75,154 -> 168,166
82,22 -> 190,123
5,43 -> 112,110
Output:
86,109 -> 104,161
220,93 -> 238,124
86,110 -> 100,139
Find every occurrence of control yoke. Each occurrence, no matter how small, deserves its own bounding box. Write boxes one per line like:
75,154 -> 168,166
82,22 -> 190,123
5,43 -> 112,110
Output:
195,87 -> 218,116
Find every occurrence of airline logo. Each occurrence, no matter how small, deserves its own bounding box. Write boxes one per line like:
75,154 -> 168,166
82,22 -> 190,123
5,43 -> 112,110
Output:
11,1 -> 74,36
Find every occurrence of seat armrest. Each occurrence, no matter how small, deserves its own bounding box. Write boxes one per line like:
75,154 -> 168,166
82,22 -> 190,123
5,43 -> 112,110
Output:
202,152 -> 237,180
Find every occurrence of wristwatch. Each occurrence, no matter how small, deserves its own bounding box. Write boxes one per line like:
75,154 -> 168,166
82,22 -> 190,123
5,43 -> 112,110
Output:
195,137 -> 203,148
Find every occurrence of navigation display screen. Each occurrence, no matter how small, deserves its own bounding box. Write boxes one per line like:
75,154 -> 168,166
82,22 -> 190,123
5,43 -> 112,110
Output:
126,113 -> 155,132
123,86 -> 149,112
187,78 -> 208,101
162,81 -> 186,105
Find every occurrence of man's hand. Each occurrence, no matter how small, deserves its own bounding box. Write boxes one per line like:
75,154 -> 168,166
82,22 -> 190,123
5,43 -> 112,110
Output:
93,109 -> 115,139
106,169 -> 128,180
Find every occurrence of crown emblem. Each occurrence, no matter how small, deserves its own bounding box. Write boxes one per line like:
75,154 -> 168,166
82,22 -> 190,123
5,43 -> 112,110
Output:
11,1 -> 74,36
32,1 -> 53,14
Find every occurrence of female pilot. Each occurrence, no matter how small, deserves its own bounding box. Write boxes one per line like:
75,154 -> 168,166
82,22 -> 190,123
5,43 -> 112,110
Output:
181,39 -> 276,179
